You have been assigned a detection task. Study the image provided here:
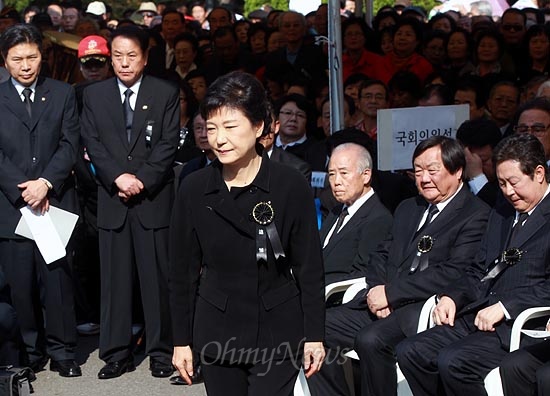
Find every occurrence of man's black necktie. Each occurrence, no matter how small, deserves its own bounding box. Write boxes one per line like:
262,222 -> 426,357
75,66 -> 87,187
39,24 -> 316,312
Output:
329,207 -> 349,243
415,204 -> 439,238
508,212 -> 529,247
22,88 -> 32,118
123,89 -> 134,142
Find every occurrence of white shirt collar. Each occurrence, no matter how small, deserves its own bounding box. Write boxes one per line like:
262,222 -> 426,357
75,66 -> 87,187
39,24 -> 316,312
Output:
516,183 -> 550,222
345,188 -> 375,218
117,77 -> 142,109
12,77 -> 37,100
275,134 -> 307,149
322,188 -> 375,248
432,182 -> 464,214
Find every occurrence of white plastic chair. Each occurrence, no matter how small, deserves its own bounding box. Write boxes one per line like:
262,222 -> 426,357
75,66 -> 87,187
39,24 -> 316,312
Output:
324,276 -> 438,396
484,306 -> 550,396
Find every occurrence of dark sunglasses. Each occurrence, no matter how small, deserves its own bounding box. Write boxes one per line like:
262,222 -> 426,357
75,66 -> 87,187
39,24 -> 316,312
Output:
501,24 -> 523,32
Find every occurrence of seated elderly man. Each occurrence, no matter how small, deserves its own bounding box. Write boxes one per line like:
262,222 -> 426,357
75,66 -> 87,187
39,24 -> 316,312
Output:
397,133 -> 550,396
308,136 -> 490,396
321,143 -> 392,285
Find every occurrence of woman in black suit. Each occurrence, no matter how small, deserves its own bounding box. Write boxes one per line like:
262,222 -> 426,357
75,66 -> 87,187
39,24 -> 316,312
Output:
169,71 -> 326,395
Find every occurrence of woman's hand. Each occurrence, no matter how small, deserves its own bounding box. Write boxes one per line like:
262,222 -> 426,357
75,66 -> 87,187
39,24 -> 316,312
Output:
303,341 -> 325,378
172,345 -> 194,385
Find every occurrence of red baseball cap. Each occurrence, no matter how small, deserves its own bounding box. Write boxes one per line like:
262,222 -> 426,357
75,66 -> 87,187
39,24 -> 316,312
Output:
78,35 -> 110,62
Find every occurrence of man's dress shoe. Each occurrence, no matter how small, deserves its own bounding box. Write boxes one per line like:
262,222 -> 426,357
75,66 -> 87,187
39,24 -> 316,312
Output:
150,358 -> 174,378
97,359 -> 135,379
50,360 -> 82,377
169,364 -> 203,385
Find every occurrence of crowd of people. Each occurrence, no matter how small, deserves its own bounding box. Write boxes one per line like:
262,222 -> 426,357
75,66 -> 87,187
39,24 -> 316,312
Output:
1,0 -> 550,395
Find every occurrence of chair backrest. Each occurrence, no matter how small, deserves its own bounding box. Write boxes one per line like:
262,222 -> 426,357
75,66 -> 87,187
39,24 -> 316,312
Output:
416,295 -> 438,333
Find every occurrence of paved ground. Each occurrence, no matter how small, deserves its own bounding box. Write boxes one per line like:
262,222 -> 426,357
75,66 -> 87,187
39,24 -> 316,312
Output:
32,335 -> 207,396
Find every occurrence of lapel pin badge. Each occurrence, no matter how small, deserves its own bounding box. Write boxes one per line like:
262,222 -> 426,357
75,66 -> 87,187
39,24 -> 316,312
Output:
142,105 -> 148,110
41,97 -> 46,101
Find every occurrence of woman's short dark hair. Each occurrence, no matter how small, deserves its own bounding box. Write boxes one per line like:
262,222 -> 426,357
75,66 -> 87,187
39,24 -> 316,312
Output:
523,24 -> 550,53
494,133 -> 548,180
372,9 -> 398,32
173,32 -> 199,53
0,23 -> 42,59
427,13 -> 457,32
474,28 -> 505,60
412,136 -> 466,180
274,93 -> 317,134
247,22 -> 268,46
394,17 -> 425,48
201,71 -> 272,136
444,27 -> 474,60
110,25 -> 149,54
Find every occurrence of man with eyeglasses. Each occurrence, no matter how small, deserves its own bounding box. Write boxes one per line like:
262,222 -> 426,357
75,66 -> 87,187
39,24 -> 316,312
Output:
357,79 -> 389,140
514,97 -> 550,163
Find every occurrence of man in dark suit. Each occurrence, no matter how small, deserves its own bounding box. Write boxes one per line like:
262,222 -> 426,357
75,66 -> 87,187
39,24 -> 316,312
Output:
321,143 -> 392,285
500,334 -> 550,396
258,116 -> 312,182
145,9 -> 185,79
81,25 -> 179,380
0,268 -> 20,366
308,136 -> 490,396
0,24 -> 80,377
264,10 -> 327,89
397,133 -> 550,396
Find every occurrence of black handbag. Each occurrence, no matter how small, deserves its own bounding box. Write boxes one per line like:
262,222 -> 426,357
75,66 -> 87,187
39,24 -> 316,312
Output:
0,366 -> 34,396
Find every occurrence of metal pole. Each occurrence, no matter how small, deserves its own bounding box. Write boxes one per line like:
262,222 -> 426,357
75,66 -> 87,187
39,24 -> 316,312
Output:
328,0 -> 344,134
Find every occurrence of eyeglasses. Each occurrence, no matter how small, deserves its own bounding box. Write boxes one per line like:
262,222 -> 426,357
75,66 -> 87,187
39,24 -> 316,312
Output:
279,109 -> 307,120
513,123 -> 550,136
501,24 -> 523,32
142,12 -> 155,18
360,93 -> 386,101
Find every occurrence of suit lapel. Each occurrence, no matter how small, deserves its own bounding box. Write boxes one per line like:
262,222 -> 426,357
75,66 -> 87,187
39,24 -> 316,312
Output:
104,79 -> 129,149
324,195 -> 381,254
487,207 -> 515,263
514,194 -> 550,249
203,163 -> 254,238
402,187 -> 468,263
2,81 -> 32,129
29,78 -> 49,131
129,76 -> 152,151
400,197 -> 429,261
319,209 -> 338,246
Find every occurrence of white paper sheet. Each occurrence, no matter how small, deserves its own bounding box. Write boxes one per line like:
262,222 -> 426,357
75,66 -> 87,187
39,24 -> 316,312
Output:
15,206 -> 79,264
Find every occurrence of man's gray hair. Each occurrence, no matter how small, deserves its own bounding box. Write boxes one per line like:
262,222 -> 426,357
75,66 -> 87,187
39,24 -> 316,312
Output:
331,143 -> 372,174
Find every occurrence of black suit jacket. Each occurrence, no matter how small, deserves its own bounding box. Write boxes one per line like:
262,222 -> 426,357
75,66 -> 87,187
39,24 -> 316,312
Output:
0,77 -> 79,238
367,186 -> 490,313
169,157 -> 325,359
320,193 -> 392,284
447,193 -> 550,348
283,138 -> 328,172
270,146 -> 312,182
264,44 -> 327,84
145,42 -> 177,80
80,75 -> 180,229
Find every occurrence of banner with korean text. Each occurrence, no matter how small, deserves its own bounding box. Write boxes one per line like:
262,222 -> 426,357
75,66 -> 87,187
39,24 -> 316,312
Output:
377,104 -> 469,171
